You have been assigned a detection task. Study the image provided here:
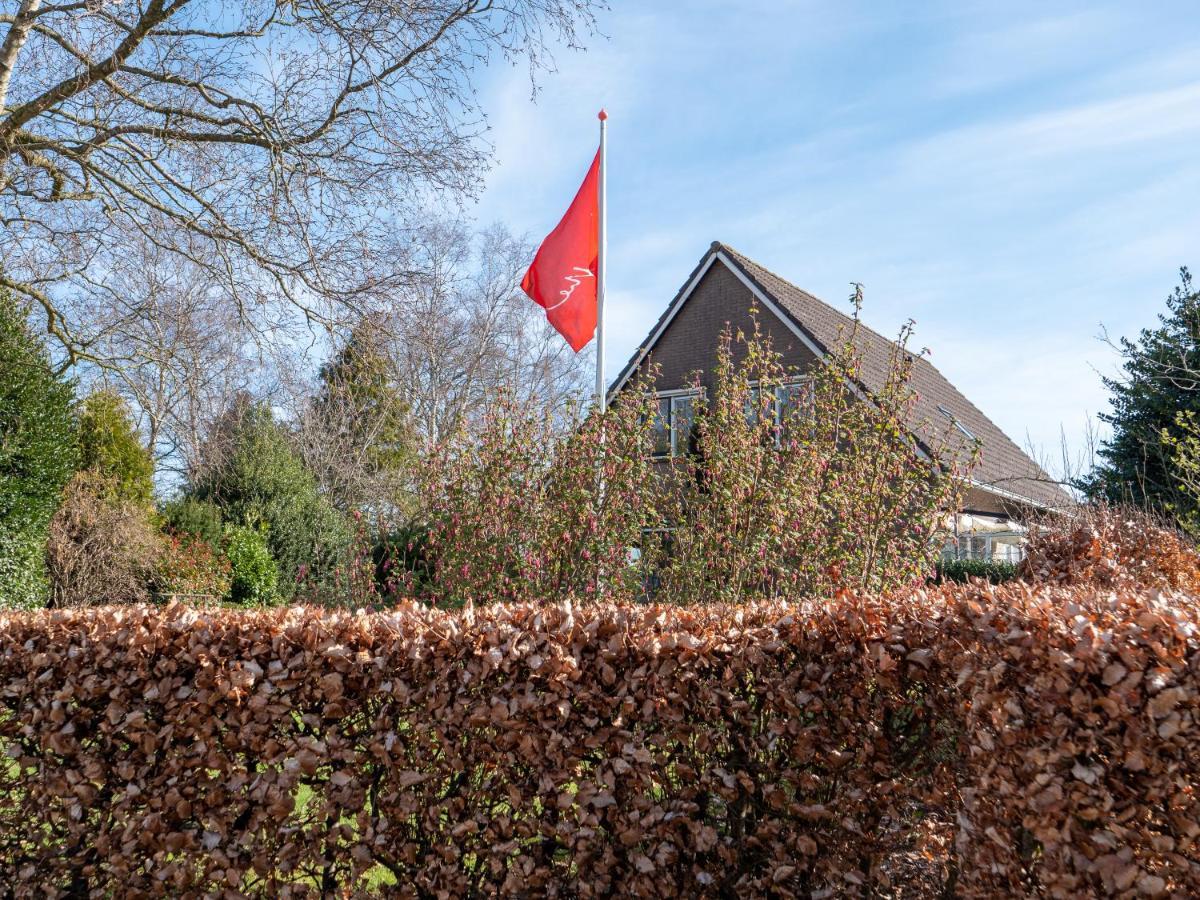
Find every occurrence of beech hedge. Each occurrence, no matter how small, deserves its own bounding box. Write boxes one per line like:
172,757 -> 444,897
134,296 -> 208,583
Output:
1,585 -> 1197,897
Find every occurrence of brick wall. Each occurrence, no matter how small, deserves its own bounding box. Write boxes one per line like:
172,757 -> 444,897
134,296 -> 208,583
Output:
634,259 -> 820,395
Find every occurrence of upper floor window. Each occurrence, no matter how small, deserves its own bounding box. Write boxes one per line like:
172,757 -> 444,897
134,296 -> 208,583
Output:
650,389 -> 701,458
745,378 -> 813,438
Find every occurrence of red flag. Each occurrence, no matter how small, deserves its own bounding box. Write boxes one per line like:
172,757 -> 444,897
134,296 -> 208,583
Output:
521,148 -> 600,352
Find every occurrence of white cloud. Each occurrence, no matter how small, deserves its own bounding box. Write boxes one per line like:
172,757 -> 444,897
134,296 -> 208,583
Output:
930,9 -> 1129,97
900,81 -> 1200,177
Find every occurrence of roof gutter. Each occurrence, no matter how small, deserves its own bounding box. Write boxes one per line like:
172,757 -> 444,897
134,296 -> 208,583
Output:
968,478 -> 1065,514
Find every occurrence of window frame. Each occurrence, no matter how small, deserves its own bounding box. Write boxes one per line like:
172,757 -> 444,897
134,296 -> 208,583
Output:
745,376 -> 814,442
941,530 -> 1026,563
936,404 -> 977,441
648,387 -> 704,459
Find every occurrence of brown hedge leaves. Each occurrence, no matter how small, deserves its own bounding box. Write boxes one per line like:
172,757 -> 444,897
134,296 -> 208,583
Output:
1,585 -> 1198,897
1021,504 -> 1200,594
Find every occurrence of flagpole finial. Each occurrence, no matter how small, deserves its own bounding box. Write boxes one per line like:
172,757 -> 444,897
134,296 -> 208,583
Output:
598,108 -> 608,121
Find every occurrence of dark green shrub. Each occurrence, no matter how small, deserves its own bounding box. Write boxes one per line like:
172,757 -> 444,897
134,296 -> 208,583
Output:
933,557 -> 1019,584
161,497 -> 225,546
0,534 -> 50,609
189,401 -> 350,596
0,293 -> 78,608
223,525 -> 278,606
373,521 -> 434,601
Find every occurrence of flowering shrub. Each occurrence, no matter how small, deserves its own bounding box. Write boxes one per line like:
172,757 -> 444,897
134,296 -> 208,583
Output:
415,385 -> 663,605
1021,502 -> 1200,592
933,557 -> 1019,584
0,584 -> 1196,895
655,308 -> 977,603
153,531 -> 232,601
294,512 -> 400,609
411,306 -> 974,607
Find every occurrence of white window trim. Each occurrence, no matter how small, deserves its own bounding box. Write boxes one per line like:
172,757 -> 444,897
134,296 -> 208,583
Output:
943,529 -> 1027,563
649,387 -> 704,459
745,376 -> 812,423
745,377 -> 813,448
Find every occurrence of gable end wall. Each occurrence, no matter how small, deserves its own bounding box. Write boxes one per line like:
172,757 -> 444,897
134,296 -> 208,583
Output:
633,259 -> 820,394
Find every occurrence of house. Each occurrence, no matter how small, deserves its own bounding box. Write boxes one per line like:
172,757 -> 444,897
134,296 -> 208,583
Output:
608,241 -> 1072,562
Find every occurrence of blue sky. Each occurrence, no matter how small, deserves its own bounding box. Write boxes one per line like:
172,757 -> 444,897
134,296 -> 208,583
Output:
469,1 -> 1200,477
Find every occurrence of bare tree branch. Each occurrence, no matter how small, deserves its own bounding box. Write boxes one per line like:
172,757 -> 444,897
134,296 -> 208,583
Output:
77,220 -> 257,485
0,0 -> 602,364
384,222 -> 590,445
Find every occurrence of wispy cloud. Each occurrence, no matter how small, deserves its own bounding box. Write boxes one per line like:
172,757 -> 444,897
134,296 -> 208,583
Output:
929,9 -> 1130,98
900,81 -> 1200,177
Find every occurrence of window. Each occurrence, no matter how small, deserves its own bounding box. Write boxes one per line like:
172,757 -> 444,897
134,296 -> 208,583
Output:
650,390 -> 701,458
937,404 -> 976,441
650,396 -> 671,457
744,384 -> 768,426
942,531 -> 1025,562
777,380 -> 812,427
991,534 -> 1024,564
963,535 -> 989,560
745,378 -> 812,441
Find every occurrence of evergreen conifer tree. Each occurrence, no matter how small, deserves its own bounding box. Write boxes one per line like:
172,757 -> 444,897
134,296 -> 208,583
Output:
1087,268 -> 1200,524
78,389 -> 155,504
189,400 -> 350,595
0,293 -> 78,607
310,320 -> 415,515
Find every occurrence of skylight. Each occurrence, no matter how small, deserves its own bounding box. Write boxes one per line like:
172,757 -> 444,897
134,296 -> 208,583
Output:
937,404 -> 977,441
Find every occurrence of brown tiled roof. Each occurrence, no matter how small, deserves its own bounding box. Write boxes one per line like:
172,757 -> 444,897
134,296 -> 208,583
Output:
613,242 -> 1071,510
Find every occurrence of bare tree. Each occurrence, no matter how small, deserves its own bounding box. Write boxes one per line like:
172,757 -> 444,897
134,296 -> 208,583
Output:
0,0 -> 601,364
388,221 -> 591,444
274,222 -> 588,522
79,222 -> 257,484
81,216 -> 587,501
282,314 -> 418,519
1022,420 -> 1099,506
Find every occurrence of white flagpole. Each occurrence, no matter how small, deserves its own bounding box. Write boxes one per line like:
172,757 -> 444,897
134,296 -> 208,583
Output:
596,108 -> 608,413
